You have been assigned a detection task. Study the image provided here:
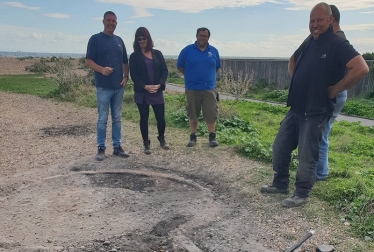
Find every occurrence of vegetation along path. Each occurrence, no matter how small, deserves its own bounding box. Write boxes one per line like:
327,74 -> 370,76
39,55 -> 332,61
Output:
166,83 -> 374,127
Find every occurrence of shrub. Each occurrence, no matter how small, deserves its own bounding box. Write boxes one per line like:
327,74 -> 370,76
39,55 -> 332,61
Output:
362,52 -> 374,60
47,59 -> 95,105
18,56 -> 33,61
168,70 -> 181,78
261,89 -> 288,102
25,59 -> 53,73
217,68 -> 254,117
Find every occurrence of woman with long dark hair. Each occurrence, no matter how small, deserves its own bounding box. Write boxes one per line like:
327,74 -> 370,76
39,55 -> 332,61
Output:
129,27 -> 169,154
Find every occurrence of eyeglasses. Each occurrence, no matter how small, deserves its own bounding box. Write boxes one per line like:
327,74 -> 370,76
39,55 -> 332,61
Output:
198,34 -> 209,38
138,37 -> 147,42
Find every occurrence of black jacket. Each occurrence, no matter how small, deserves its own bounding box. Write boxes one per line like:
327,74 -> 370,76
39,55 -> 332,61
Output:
287,26 -> 359,115
129,49 -> 168,93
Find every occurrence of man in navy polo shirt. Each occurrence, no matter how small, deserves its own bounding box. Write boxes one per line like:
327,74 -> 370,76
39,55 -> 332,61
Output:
86,11 -> 130,161
177,27 -> 221,147
260,2 -> 369,207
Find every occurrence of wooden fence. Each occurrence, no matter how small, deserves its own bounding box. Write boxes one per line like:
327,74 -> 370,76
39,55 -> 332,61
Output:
220,59 -> 374,98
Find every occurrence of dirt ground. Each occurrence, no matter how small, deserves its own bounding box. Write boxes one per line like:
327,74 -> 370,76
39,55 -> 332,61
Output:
0,58 -> 371,252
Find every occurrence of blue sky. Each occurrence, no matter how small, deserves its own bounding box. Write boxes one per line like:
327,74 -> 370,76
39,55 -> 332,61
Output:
0,0 -> 373,57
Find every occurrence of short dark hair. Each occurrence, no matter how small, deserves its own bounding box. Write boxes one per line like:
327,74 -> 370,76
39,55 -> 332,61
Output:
133,27 -> 154,52
196,27 -> 210,37
103,11 -> 116,20
330,5 -> 340,23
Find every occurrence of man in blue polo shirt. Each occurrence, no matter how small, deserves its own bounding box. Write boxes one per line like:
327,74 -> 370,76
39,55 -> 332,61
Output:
260,2 -> 369,207
177,27 -> 221,147
86,11 -> 130,161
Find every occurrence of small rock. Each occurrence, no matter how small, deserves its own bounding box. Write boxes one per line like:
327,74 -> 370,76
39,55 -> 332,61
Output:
316,244 -> 335,252
364,236 -> 372,241
51,246 -> 64,251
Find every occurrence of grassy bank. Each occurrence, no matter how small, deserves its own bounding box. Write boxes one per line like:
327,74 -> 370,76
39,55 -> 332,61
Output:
1,58 -> 374,244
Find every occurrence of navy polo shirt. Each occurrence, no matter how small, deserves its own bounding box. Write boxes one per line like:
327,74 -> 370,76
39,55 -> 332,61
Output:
86,32 -> 128,89
288,27 -> 359,115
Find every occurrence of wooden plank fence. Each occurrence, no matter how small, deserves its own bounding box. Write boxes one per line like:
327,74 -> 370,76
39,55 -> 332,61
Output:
220,59 -> 374,98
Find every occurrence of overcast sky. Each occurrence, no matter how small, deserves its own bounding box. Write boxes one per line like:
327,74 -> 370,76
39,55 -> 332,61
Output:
0,0 -> 373,57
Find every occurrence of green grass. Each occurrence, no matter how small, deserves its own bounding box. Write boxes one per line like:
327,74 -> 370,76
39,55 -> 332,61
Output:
2,73 -> 374,240
166,77 -> 184,84
0,74 -> 56,96
343,98 -> 374,119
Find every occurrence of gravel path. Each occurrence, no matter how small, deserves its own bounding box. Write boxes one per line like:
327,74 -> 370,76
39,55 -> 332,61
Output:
0,57 -> 371,252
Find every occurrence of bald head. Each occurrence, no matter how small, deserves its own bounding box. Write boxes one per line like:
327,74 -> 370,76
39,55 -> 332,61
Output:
311,2 -> 332,16
309,2 -> 332,39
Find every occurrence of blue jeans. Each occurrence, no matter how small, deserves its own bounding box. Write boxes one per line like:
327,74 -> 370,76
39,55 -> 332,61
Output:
272,110 -> 329,198
316,91 -> 347,179
96,87 -> 125,148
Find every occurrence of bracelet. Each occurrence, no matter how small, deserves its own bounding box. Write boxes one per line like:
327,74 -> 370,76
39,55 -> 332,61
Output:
124,76 -> 128,78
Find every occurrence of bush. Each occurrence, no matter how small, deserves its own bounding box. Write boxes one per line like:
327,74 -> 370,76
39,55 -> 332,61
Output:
261,89 -> 288,102
362,52 -> 374,60
168,70 -> 181,78
18,56 -> 33,61
25,59 -> 53,73
47,59 -> 95,105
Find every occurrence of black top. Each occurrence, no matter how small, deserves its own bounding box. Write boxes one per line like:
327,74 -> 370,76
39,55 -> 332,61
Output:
288,26 -> 359,115
129,49 -> 168,93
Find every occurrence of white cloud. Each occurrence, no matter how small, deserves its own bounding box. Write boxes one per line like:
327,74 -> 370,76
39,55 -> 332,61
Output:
131,7 -> 152,18
0,24 -> 88,53
211,33 -> 306,57
344,23 -> 374,31
43,13 -> 70,19
285,0 -> 374,10
360,10 -> 374,14
153,39 -> 181,55
94,0 -> 374,16
4,1 -> 40,10
94,0 -> 276,17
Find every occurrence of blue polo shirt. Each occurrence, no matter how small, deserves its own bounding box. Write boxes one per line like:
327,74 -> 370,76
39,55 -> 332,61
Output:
177,42 -> 221,90
86,32 -> 128,89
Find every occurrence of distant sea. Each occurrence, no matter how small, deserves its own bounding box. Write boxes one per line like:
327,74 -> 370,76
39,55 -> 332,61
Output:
0,51 -> 288,60
0,51 -> 85,59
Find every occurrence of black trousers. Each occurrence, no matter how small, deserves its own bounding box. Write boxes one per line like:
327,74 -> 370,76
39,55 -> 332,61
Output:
136,103 -> 166,141
272,110 -> 329,198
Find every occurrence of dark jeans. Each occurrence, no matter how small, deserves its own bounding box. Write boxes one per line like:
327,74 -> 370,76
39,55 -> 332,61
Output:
136,103 -> 166,141
272,110 -> 329,198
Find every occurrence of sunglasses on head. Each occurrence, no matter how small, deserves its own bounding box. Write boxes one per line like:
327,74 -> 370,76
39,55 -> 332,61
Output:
138,37 -> 147,42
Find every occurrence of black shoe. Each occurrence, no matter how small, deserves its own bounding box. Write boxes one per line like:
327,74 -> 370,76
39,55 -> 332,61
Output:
143,140 -> 151,155
209,132 -> 218,147
281,196 -> 309,207
113,145 -> 129,158
187,134 -> 197,147
157,136 -> 169,150
260,184 -> 289,194
95,146 -> 106,161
